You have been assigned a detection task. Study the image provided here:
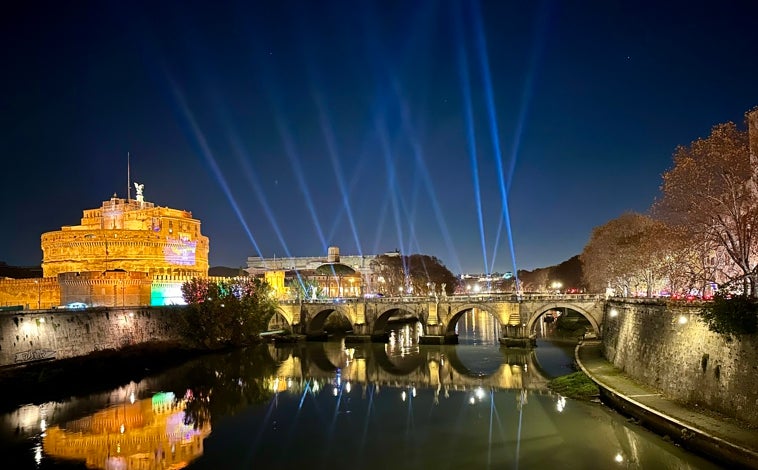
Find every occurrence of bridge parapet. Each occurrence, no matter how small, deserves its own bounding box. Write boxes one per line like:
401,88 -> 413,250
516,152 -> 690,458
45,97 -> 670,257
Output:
272,294 -> 608,344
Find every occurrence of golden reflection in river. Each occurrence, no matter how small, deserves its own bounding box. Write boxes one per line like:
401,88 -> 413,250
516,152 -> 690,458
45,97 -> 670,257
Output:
42,392 -> 210,470
386,321 -> 422,356
265,342 -> 553,400
456,307 -> 500,344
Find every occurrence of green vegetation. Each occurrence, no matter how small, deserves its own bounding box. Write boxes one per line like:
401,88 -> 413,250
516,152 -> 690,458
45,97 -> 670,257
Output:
287,278 -> 326,300
181,277 -> 278,348
549,371 -> 599,400
699,293 -> 758,340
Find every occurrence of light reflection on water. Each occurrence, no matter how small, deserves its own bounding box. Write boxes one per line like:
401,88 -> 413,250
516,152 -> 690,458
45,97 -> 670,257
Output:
0,316 -> 722,470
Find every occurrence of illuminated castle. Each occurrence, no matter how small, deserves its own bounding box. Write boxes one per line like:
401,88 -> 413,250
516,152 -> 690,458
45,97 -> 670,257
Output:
41,190 -> 209,278
0,184 -> 211,308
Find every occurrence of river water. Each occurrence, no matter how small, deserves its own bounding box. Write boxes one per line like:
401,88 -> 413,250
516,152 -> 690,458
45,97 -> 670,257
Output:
1,310 -> 721,469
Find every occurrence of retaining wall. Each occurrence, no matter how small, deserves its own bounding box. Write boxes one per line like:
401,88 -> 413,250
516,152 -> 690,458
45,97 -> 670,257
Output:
603,299 -> 758,426
0,307 -> 187,368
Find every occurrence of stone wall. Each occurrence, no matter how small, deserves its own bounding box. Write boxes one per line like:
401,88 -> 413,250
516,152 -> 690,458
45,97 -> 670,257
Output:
0,307 -> 187,368
603,299 -> 758,426
0,277 -> 60,310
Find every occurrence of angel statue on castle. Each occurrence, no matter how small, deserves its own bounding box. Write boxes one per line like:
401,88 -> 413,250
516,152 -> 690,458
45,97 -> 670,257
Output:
134,182 -> 145,202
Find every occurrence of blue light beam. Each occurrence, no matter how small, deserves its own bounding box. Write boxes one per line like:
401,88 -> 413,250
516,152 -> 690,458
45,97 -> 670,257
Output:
454,0 -> 489,276
471,0 -> 520,283
314,91 -> 364,256
166,77 -> 264,259
489,1 -> 549,273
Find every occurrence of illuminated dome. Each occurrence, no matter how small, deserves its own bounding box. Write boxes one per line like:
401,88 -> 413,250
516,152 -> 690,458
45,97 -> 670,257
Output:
315,263 -> 356,276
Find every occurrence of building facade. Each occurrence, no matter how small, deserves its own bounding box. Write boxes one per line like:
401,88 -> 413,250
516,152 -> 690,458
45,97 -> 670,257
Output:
0,188 -> 210,309
246,246 -> 397,299
41,194 -> 209,278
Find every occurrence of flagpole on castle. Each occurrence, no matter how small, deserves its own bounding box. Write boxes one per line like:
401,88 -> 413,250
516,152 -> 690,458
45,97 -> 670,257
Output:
127,152 -> 131,201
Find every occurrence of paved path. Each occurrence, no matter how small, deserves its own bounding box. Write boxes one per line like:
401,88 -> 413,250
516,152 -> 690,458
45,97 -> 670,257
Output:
576,340 -> 758,469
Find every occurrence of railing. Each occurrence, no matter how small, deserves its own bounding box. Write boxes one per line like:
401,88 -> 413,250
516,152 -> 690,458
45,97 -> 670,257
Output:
279,293 -> 605,305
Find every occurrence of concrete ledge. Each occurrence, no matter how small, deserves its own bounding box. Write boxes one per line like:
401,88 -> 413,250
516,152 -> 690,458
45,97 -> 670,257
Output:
499,337 -> 536,348
271,334 -> 306,344
419,335 -> 445,345
576,341 -> 758,469
344,335 -> 371,343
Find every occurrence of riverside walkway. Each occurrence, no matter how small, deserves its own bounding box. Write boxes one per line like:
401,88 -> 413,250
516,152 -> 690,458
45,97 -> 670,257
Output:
576,340 -> 758,469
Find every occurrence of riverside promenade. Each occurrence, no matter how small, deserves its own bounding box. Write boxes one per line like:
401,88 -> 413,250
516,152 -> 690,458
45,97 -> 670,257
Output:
576,340 -> 758,469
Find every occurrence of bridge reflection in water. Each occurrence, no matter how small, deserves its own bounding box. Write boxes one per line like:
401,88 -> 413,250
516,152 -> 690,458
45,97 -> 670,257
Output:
267,339 -> 551,400
4,307 -> 721,470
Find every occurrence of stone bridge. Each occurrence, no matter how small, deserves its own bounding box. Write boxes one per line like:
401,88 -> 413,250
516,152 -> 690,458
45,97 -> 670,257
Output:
274,294 -> 606,344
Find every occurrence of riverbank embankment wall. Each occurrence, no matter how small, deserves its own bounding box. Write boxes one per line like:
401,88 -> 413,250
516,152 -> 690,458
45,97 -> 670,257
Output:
0,307 -> 187,368
602,299 -> 758,427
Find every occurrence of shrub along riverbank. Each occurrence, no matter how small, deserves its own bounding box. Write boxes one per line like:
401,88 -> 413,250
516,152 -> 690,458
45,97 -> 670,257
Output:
548,371 -> 599,400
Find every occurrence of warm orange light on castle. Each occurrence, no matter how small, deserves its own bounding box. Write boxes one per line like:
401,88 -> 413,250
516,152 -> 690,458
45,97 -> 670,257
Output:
41,194 -> 209,278
43,393 -> 211,469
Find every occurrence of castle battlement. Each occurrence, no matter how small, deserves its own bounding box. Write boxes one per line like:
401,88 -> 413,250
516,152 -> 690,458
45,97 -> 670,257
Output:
41,193 -> 209,278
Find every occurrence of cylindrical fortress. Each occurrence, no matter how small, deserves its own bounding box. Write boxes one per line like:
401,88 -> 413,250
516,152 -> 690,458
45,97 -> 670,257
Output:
41,195 -> 209,278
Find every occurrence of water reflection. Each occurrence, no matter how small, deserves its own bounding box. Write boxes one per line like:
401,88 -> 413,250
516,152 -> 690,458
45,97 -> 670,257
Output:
455,307 -> 501,345
0,322 -> 722,469
386,321 -> 422,356
43,392 -> 210,469
267,341 -> 551,394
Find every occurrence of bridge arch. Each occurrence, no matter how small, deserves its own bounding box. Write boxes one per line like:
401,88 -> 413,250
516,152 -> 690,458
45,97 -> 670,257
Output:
443,304 -> 504,336
267,309 -> 292,331
372,307 -> 425,339
525,302 -> 600,335
306,307 -> 355,336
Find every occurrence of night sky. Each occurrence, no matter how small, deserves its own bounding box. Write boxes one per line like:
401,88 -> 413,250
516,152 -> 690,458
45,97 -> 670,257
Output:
2,1 -> 757,275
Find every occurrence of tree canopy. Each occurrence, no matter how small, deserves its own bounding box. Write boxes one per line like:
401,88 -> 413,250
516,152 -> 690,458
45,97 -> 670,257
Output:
370,253 -> 458,296
654,120 -> 758,297
181,277 -> 278,348
581,110 -> 758,299
580,212 -> 669,296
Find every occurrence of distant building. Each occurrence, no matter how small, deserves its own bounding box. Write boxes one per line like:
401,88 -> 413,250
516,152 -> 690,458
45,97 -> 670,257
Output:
246,246 -> 398,298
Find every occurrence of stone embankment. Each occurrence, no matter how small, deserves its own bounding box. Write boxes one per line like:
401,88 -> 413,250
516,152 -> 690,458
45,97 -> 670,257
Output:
0,307 -> 187,368
602,299 -> 758,427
